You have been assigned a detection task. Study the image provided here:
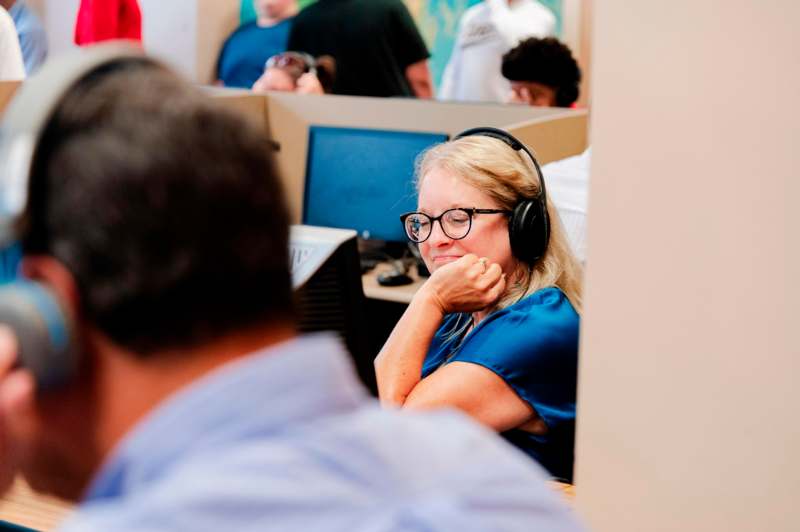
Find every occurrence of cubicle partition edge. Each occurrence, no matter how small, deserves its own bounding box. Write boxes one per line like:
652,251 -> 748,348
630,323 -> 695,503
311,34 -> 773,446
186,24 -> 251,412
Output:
209,90 -> 589,224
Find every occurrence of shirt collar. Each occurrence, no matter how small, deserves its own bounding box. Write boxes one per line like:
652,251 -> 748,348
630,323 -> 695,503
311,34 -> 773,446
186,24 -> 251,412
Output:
83,333 -> 367,501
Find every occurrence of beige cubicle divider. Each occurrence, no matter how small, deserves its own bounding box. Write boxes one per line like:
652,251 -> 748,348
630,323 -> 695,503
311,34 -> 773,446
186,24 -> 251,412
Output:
209,89 -> 587,223
575,1 -> 799,531
194,0 -> 240,84
0,82 -> 20,117
204,88 -> 267,132
506,110 -> 589,164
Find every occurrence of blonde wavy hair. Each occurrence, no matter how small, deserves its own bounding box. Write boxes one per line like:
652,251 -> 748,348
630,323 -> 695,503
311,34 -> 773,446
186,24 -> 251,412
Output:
416,135 -> 583,315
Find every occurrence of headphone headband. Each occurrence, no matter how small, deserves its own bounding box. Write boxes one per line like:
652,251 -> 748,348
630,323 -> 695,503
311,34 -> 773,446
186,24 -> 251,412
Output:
453,126 -> 548,202
0,44 -> 153,246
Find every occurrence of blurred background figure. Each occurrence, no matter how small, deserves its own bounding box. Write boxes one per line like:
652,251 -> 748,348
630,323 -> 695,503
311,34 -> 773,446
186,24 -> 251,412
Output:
544,147 -> 591,263
217,0 -> 298,89
252,51 -> 335,94
438,0 -> 555,103
0,5 -> 24,80
74,0 -> 142,46
287,0 -> 432,98
502,36 -> 581,107
0,0 -> 47,74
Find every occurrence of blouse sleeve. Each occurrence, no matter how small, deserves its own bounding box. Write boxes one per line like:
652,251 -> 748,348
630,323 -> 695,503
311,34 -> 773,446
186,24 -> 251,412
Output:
448,288 -> 580,429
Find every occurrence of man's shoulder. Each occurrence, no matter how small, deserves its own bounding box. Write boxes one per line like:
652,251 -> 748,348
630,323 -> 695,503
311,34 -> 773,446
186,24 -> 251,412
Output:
292,1 -> 328,24
64,408 -> 583,531
516,0 -> 557,24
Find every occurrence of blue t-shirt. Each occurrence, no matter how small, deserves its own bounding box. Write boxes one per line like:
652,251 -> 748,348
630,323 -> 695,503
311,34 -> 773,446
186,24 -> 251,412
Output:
422,287 -> 580,482
216,19 -> 293,89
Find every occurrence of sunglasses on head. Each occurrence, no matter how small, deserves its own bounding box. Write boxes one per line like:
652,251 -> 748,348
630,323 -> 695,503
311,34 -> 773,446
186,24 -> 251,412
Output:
264,51 -> 317,79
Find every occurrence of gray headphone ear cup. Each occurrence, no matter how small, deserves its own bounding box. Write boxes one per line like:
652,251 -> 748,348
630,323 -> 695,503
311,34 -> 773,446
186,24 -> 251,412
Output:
509,200 -> 548,265
0,282 -> 77,388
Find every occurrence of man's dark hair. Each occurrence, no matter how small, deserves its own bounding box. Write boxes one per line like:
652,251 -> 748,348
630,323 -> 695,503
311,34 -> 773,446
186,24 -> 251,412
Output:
24,60 -> 293,355
502,37 -> 582,107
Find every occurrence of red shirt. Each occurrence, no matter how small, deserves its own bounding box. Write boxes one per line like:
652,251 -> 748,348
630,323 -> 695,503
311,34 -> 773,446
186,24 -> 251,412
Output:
74,0 -> 142,45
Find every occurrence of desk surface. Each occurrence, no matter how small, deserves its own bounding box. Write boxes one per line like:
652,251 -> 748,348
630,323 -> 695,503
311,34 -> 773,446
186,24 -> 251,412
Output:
0,479 -> 72,531
0,477 -> 572,531
361,261 -> 426,304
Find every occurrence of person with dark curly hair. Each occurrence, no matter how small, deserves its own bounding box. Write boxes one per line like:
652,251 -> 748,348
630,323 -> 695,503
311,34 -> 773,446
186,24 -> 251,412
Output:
438,0 -> 555,103
502,36 -> 581,107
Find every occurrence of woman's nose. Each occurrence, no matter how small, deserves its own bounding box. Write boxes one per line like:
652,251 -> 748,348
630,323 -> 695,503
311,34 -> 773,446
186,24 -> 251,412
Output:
427,220 -> 451,247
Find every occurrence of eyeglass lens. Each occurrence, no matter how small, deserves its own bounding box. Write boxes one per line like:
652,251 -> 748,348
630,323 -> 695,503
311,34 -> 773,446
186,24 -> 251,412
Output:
404,209 -> 472,242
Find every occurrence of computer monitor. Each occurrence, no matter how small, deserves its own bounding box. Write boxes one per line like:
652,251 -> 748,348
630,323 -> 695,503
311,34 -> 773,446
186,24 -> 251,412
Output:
303,126 -> 448,243
289,224 -> 375,394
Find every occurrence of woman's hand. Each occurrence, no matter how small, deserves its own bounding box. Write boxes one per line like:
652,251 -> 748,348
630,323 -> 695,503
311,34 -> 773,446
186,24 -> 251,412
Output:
295,73 -> 325,95
421,254 -> 506,314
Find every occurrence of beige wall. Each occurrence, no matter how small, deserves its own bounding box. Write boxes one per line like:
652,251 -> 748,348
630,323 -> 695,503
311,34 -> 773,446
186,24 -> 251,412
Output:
506,109 -> 588,165
575,1 -> 799,531
196,0 -> 239,83
560,0 -> 591,107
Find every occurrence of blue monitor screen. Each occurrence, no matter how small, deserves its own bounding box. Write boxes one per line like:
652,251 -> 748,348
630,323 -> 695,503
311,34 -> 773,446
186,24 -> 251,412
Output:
303,126 -> 448,242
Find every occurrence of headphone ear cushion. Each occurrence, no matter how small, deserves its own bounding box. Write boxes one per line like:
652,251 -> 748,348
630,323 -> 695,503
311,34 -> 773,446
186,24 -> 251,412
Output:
509,200 -> 548,265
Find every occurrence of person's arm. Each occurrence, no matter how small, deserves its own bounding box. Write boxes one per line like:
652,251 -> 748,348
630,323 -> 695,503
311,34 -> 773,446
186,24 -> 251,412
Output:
404,361 -> 538,432
384,0 -> 430,98
375,254 -> 504,405
405,59 -> 433,99
374,281 -> 447,406
295,72 -> 325,95
437,38 -> 461,100
375,255 -> 538,431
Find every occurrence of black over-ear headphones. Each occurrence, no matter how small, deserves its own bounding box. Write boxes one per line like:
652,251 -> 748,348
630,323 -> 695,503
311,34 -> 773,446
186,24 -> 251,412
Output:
453,127 -> 550,266
0,44 -> 158,388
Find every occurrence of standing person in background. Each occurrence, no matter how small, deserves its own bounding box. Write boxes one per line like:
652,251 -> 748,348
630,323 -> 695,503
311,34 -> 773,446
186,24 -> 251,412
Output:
502,37 -> 581,107
0,6 -> 24,80
216,0 -> 298,89
439,0 -> 555,103
74,0 -> 141,46
0,0 -> 47,74
288,0 -> 432,98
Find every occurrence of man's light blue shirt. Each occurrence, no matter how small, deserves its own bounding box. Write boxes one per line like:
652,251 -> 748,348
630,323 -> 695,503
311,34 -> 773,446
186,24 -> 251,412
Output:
9,0 -> 47,74
59,334 -> 584,531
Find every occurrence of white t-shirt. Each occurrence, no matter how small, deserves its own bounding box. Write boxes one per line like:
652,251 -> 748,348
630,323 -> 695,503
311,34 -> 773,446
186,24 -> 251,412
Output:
0,6 -> 25,81
438,0 -> 555,103
544,147 -> 591,263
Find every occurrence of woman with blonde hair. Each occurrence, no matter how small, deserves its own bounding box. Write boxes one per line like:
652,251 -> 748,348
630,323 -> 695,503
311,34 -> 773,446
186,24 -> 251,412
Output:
375,128 -> 583,482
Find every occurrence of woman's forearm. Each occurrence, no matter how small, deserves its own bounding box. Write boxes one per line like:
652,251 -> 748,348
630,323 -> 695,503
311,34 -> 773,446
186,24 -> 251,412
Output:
374,285 -> 444,406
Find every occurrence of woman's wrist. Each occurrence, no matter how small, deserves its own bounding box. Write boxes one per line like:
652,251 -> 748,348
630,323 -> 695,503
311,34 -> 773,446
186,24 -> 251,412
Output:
415,281 -> 448,317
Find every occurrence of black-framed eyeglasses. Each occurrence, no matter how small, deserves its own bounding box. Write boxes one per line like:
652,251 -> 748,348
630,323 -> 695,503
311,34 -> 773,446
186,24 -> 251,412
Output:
399,208 -> 511,243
